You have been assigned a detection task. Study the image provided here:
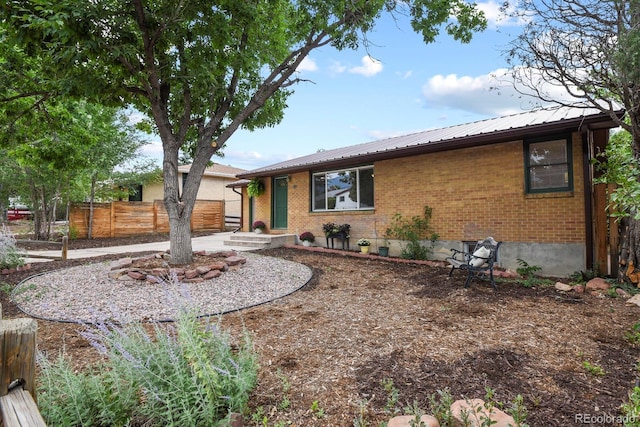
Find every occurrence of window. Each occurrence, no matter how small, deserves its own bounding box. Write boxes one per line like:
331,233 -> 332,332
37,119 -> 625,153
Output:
312,166 -> 374,211
524,135 -> 572,193
128,185 -> 143,202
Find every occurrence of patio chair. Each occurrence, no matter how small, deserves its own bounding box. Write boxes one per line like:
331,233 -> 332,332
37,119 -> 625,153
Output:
446,237 -> 502,289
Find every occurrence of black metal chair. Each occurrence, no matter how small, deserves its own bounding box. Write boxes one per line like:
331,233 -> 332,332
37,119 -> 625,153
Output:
446,237 -> 502,289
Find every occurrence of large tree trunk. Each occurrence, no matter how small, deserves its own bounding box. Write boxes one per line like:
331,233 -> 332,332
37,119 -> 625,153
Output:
619,214 -> 640,283
88,175 -> 96,240
169,214 -> 193,264
162,149 -> 194,264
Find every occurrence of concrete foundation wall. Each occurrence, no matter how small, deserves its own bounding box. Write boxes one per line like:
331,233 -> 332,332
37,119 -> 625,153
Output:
432,240 -> 585,278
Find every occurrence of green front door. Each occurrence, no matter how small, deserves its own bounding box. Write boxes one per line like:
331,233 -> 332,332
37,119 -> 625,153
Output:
273,176 -> 288,229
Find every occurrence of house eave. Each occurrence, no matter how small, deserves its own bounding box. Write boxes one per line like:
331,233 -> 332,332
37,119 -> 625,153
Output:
238,111 -> 621,179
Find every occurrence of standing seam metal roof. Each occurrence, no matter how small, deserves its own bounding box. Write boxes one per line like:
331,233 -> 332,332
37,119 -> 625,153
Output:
238,105 -> 622,178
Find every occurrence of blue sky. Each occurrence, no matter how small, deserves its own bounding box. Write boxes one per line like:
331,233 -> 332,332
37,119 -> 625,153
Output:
140,1 -> 553,172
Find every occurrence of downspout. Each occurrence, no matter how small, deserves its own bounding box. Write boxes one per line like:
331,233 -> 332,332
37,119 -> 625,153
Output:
582,129 -> 594,270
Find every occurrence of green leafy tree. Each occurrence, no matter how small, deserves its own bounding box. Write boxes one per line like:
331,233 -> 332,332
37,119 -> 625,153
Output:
2,0 -> 486,263
4,99 -> 153,239
505,0 -> 640,281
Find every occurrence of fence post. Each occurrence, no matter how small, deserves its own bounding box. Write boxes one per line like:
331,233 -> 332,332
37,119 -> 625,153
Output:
0,318 -> 38,400
61,236 -> 68,261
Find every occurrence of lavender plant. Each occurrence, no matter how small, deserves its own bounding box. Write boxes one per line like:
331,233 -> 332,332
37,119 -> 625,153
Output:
0,225 -> 26,269
37,304 -> 258,427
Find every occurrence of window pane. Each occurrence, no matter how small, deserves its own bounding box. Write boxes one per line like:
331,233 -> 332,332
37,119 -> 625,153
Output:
327,171 -> 353,210
313,175 -> 326,210
527,138 -> 571,192
530,164 -> 569,190
312,166 -> 375,211
529,140 -> 567,165
359,168 -> 374,208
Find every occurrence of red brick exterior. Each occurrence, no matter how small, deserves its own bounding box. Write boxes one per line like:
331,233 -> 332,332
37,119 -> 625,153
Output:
244,133 -> 586,247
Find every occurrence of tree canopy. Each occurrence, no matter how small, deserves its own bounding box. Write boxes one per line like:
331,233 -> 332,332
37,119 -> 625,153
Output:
2,0 -> 486,262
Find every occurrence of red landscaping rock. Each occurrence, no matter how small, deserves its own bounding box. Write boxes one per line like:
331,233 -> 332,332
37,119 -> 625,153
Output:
586,277 -> 610,291
203,270 -> 222,279
451,399 -> 515,427
225,255 -> 246,266
196,266 -> 211,274
209,261 -> 228,271
388,414 -> 440,426
184,269 -> 199,279
107,251 -> 246,283
127,271 -> 146,280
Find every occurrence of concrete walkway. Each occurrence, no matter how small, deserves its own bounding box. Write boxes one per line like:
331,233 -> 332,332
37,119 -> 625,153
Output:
26,232 -> 262,262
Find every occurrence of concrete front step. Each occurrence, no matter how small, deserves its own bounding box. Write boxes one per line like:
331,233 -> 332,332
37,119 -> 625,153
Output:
223,233 -> 296,249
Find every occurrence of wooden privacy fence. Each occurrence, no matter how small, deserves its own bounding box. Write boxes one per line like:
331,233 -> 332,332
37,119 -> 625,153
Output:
69,200 -> 225,239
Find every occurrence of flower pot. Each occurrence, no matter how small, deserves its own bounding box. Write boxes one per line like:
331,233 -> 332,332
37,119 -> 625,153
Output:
360,246 -> 369,254
378,246 -> 389,257
302,240 -> 311,247
254,228 -> 263,234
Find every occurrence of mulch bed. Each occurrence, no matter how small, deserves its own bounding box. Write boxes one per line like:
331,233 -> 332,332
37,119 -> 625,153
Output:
2,234 -> 639,426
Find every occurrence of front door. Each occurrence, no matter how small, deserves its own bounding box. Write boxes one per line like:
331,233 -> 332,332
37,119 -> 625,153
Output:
273,176 -> 288,229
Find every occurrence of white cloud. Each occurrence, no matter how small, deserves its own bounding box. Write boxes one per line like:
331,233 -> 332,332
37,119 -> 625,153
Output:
296,56 -> 318,72
139,140 -> 163,158
421,68 -> 583,116
348,56 -> 383,77
477,1 -> 530,29
329,61 -> 347,74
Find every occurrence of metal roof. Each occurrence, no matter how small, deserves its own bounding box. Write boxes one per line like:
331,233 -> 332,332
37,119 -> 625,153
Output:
238,105 -> 622,179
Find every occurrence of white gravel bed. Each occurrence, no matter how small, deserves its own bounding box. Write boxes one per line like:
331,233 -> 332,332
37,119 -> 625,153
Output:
12,252 -> 312,323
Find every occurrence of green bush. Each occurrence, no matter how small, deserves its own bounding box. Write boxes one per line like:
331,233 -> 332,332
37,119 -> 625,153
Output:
0,225 -> 26,269
385,206 -> 439,260
38,307 -> 258,427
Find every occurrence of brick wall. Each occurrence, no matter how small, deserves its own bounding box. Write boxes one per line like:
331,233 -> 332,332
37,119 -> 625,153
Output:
245,133 -> 586,246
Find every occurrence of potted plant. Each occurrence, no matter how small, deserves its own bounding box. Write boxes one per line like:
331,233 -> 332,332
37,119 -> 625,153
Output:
322,222 -> 351,238
247,178 -> 265,197
379,232 -> 390,257
299,231 -> 315,247
252,220 -> 266,233
357,238 -> 371,254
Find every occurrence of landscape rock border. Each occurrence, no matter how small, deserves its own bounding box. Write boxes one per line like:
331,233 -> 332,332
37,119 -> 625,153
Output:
108,250 -> 247,283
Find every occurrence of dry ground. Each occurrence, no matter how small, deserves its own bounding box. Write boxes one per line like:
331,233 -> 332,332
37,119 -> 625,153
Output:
2,233 -> 640,426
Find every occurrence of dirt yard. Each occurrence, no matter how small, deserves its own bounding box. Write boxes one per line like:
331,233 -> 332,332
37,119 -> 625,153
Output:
2,234 -> 640,426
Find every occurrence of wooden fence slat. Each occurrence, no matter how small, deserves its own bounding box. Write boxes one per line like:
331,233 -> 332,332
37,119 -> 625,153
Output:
0,319 -> 37,398
0,388 -> 47,427
0,317 -> 45,426
70,200 -> 225,238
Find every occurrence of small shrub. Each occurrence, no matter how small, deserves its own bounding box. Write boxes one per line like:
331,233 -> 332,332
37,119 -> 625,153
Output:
385,206 -> 438,260
515,259 -> 553,288
252,220 -> 266,230
0,225 -> 26,269
582,360 -> 606,377
621,386 -> 640,424
569,269 -> 599,284
38,305 -> 258,426
626,323 -> 640,346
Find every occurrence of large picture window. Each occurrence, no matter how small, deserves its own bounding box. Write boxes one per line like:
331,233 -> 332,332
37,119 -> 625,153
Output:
312,166 -> 374,211
524,135 -> 573,193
